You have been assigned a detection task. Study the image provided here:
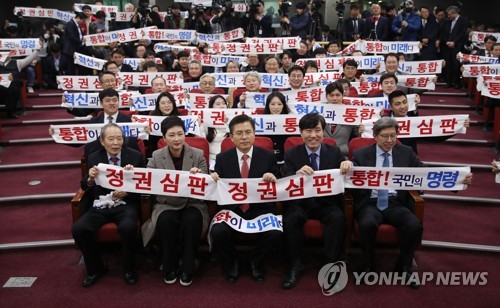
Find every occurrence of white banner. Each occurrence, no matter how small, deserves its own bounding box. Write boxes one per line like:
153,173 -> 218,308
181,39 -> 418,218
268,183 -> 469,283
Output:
50,123 -> 148,144
115,12 -> 135,22
130,91 -> 187,111
361,41 -> 420,54
13,7 -> 73,22
481,81 -> 500,99
73,3 -> 118,13
345,167 -> 471,191
462,64 -> 500,78
187,93 -> 230,109
191,53 -> 247,68
0,74 -> 11,88
361,114 -> 469,138
0,38 -> 40,51
245,36 -> 301,50
296,56 -> 384,71
84,27 -> 156,46
143,29 -> 196,41
175,0 -> 213,5
477,75 -> 500,91
57,75 -> 102,91
210,43 -> 283,55
74,52 -> 107,71
131,115 -> 200,136
5,49 -> 35,58
363,75 -> 436,90
190,108 -> 256,127
379,60 -> 443,75
123,57 -> 163,70
470,32 -> 500,45
153,43 -> 198,53
343,94 -> 417,111
119,72 -> 184,87
303,72 -> 343,87
245,87 -> 326,107
213,72 -> 289,88
288,103 -> 382,125
457,52 -> 499,64
197,28 -> 245,43
210,211 -> 282,238
62,91 -> 137,109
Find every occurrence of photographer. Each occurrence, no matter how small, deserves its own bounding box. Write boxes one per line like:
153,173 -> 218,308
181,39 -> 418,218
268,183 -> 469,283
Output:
241,0 -> 274,38
164,3 -> 186,29
281,2 -> 310,39
391,0 -> 420,42
210,1 -> 240,33
131,5 -> 164,29
187,4 -> 211,34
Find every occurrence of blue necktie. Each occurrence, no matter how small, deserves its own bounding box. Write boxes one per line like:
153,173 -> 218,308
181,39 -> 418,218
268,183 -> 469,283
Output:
310,153 -> 319,171
377,152 -> 390,211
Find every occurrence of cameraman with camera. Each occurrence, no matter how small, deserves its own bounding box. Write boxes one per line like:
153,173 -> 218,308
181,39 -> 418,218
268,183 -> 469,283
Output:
210,0 -> 240,33
187,4 -> 211,33
164,3 -> 186,29
281,2 -> 310,39
131,1 -> 164,29
241,0 -> 274,38
391,0 -> 420,42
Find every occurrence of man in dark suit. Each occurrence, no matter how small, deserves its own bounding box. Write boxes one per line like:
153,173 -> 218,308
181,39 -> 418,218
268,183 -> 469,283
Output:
476,35 -> 497,57
110,48 -> 134,73
364,3 -> 389,41
62,12 -> 88,75
438,6 -> 468,88
71,123 -> 145,287
282,113 -> 352,289
351,117 -> 472,289
417,7 -> 440,61
343,3 -> 365,41
42,43 -> 68,89
210,114 -> 281,283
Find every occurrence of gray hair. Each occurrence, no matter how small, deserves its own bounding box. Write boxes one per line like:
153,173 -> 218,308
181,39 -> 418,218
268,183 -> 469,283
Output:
446,5 -> 459,14
200,73 -> 215,83
243,71 -> 262,83
188,59 -> 202,68
100,123 -> 124,141
373,117 -> 399,136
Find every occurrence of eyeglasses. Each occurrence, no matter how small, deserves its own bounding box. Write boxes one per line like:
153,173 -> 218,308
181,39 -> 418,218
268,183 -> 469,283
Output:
378,134 -> 397,140
200,82 -> 215,86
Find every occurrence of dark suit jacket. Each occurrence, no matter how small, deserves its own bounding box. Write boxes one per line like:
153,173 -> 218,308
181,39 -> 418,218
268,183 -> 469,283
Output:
284,143 -> 345,207
62,19 -> 83,56
89,112 -> 132,124
363,16 -> 389,41
418,17 -> 440,60
351,143 -> 424,213
343,17 -> 365,41
80,147 -> 145,213
43,55 -> 69,76
439,16 -> 468,51
119,63 -> 134,73
214,146 -> 280,213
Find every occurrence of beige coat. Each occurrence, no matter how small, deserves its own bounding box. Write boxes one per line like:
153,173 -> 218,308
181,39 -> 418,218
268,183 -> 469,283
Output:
141,143 -> 209,246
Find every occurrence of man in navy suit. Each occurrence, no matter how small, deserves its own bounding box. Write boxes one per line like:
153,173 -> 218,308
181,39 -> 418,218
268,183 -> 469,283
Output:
343,3 -> 365,41
438,6 -> 468,88
417,6 -> 440,61
110,48 -> 134,72
282,113 -> 352,289
72,123 -> 145,287
351,117 -> 473,289
210,114 -> 281,284
364,3 -> 389,41
62,12 -> 88,75
42,43 -> 68,89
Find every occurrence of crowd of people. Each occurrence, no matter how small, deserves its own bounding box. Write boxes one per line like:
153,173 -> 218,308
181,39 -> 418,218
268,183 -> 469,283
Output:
2,0 -> 492,291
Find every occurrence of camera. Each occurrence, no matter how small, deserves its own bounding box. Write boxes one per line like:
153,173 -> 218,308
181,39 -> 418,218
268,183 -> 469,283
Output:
311,0 -> 322,12
213,0 -> 233,12
335,0 -> 350,17
110,12 -> 116,19
248,0 -> 261,16
278,1 -> 292,16
138,0 -> 151,17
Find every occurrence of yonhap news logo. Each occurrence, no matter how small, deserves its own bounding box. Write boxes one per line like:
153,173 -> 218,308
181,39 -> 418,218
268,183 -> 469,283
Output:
318,262 -> 488,295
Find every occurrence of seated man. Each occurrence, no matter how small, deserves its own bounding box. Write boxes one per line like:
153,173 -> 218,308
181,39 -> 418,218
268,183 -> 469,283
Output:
282,113 -> 352,289
351,117 -> 472,289
71,123 -> 146,287
42,43 -> 68,89
210,114 -> 281,283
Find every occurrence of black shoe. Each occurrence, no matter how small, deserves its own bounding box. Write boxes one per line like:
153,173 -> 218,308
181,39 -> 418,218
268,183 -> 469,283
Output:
6,112 -> 18,119
401,267 -> 420,290
82,265 -> 108,288
225,261 -> 239,283
179,272 -> 193,287
251,261 -> 265,284
282,263 -> 304,289
163,270 -> 177,284
124,272 -> 137,285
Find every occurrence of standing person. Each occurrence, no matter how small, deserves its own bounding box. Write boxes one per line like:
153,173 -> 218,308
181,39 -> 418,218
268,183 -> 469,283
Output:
62,12 -> 88,75
437,6 -> 468,89
241,0 -> 274,38
281,2 -> 310,39
210,114 -> 281,283
164,3 -> 186,29
141,116 -> 209,287
364,3 -> 390,41
71,124 -> 145,287
391,0 -> 421,43
282,113 -> 352,289
343,3 -> 365,41
417,6 -> 440,60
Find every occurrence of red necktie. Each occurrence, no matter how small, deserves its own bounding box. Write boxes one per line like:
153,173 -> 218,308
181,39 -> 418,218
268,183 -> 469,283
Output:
330,124 -> 337,135
371,16 -> 379,22
240,154 -> 250,212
